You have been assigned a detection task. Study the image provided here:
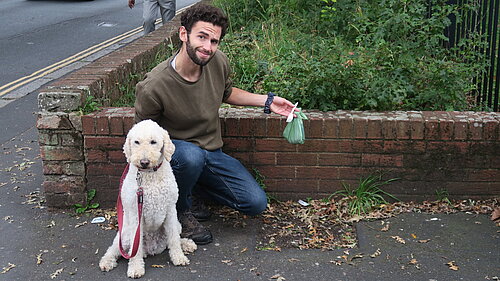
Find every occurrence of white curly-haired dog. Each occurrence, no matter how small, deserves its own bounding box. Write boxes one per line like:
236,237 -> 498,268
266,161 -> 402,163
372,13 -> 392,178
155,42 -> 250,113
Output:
99,120 -> 197,278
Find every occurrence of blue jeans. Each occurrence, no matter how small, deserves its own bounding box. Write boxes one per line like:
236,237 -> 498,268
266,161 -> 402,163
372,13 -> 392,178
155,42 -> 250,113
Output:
170,140 -> 267,216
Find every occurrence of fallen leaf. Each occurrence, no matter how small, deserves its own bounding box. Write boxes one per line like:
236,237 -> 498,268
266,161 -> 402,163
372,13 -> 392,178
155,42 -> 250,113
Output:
36,253 -> 43,265
446,261 -> 459,271
46,220 -> 56,228
418,239 -> 431,243
240,247 -> 248,253
1,263 -> 15,274
50,268 -> 64,279
391,235 -> 406,244
288,258 -> 300,262
411,233 -> 417,239
370,248 -> 381,258
409,258 -> 418,265
75,221 -> 88,228
221,259 -> 232,265
381,224 -> 390,232
330,260 -> 342,265
271,274 -> 286,280
491,208 -> 500,221
151,264 -> 165,268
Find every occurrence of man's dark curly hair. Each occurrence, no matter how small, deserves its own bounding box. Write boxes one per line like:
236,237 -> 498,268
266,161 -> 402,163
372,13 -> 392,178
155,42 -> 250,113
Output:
181,3 -> 229,40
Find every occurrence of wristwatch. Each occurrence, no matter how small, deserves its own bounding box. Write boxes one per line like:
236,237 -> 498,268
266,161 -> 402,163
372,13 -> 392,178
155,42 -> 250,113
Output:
264,92 -> 275,114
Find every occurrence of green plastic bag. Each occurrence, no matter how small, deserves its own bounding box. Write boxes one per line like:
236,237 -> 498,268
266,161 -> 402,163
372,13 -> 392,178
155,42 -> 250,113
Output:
283,109 -> 308,144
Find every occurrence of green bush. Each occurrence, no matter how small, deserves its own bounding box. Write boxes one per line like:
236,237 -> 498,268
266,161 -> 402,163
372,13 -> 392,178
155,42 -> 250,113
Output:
214,0 -> 488,111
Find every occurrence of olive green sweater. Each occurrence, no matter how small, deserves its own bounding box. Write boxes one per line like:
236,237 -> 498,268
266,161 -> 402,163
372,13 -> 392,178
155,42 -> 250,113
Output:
134,50 -> 233,150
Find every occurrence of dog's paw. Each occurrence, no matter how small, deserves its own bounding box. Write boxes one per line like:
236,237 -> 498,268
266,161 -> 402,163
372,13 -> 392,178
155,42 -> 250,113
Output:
180,238 -> 197,254
127,263 -> 145,279
99,257 -> 118,272
170,253 -> 190,266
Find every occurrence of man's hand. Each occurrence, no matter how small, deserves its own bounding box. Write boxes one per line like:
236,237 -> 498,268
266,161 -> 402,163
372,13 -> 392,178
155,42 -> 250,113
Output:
270,96 -> 298,118
128,0 -> 135,9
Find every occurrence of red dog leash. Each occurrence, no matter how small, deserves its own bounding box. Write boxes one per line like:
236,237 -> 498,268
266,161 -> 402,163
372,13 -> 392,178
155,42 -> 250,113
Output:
117,164 -> 143,259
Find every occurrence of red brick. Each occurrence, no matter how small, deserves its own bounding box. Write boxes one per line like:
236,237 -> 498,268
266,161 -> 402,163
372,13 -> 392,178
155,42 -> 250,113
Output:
222,138 -> 254,152
124,117 -> 135,133
258,166 -> 295,179
410,120 -> 424,140
297,139 -> 350,153
362,154 -> 403,167
108,150 -> 126,163
337,167 -> 375,180
382,119 -> 397,139
81,115 -> 96,135
426,141 -> 469,154
267,117 -> 284,138
109,116 -> 124,135
40,146 -> 83,161
267,179 -> 318,193
350,140 -> 384,153
440,120 -> 454,140
425,120 -> 439,140
42,176 -> 85,193
238,117 -> 255,137
277,153 -> 317,166
353,117 -> 367,139
85,149 -> 107,162
296,167 -> 338,179
318,153 -> 361,166
396,120 -> 411,140
465,169 -> 500,182
383,140 -> 426,154
304,118 -> 323,138
317,179 -> 357,194
84,136 -> 125,150
367,119 -> 382,139
454,120 -> 468,140
37,114 -> 73,130
323,118 -> 339,138
224,117 -> 239,137
253,119 -> 267,137
96,116 -> 110,135
469,121 -> 483,140
255,139 -> 296,152
483,120 -> 499,140
251,152 -> 276,165
338,117 -> 353,138
87,163 -> 127,176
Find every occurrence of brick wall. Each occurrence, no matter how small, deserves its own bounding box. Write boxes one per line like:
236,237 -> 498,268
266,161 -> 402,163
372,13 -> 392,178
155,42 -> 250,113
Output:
82,107 -> 500,208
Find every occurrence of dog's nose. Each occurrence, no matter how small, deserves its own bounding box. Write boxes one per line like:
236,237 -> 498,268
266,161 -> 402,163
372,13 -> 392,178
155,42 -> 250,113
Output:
140,159 -> 150,169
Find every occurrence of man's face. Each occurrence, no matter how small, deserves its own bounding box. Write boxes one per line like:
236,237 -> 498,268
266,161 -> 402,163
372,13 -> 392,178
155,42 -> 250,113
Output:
184,21 -> 222,66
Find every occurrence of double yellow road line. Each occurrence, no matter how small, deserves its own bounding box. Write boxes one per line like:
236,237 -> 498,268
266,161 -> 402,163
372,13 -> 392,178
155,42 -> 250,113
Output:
0,5 -> 190,98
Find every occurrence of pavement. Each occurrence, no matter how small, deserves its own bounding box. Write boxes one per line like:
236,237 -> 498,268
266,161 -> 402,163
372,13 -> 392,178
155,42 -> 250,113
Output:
0,94 -> 499,281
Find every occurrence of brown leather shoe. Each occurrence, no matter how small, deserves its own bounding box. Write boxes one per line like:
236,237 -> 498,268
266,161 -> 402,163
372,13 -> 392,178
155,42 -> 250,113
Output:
178,211 -> 213,245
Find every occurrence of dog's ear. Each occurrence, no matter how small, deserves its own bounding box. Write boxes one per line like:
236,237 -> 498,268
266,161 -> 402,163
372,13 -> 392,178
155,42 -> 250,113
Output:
123,133 -> 132,163
162,129 -> 175,161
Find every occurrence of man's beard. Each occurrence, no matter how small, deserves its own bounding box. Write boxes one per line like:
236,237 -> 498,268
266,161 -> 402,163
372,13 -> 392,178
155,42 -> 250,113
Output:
186,38 -> 214,66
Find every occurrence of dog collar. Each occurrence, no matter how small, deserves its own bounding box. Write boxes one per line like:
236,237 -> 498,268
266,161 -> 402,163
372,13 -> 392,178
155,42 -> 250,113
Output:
138,161 -> 163,172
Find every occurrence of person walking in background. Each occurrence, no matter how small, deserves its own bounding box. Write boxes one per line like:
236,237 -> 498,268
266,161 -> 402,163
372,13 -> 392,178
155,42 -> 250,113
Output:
128,0 -> 176,35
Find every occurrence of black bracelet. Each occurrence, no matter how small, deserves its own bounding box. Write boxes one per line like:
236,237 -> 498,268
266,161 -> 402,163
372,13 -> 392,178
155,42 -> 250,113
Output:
264,92 -> 275,114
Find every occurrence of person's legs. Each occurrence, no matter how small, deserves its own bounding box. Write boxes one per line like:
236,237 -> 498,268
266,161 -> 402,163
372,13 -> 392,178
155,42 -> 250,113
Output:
142,0 -> 159,35
170,140 -> 205,212
158,0 -> 176,24
198,149 -> 267,216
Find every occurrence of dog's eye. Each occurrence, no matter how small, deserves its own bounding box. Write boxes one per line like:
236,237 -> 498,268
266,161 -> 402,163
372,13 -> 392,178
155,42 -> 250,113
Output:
134,141 -> 140,144
150,140 -> 157,144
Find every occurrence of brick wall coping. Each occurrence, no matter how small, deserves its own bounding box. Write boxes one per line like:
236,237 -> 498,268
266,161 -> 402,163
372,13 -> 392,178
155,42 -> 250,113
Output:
82,107 -> 500,142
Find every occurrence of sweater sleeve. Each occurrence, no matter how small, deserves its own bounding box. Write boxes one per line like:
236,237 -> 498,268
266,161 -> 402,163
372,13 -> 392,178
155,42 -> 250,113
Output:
134,80 -> 163,123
